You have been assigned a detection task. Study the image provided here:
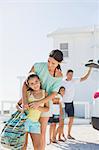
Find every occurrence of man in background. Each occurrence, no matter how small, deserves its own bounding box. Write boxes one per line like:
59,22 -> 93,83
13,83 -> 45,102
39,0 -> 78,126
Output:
61,67 -> 92,139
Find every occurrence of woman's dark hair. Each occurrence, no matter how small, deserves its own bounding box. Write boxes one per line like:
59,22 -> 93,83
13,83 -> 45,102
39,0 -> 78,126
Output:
56,64 -> 61,71
53,64 -> 62,77
58,86 -> 65,94
27,74 -> 42,90
49,49 -> 63,62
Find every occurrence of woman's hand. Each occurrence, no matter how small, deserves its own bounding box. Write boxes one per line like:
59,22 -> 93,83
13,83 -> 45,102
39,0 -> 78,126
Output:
23,104 -> 29,110
16,103 -> 29,112
29,101 -> 40,109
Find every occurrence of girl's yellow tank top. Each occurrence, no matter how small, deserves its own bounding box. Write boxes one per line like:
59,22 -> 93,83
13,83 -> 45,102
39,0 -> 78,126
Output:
27,90 -> 45,122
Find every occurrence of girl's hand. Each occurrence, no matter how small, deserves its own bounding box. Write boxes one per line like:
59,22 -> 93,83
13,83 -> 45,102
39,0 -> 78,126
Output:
23,104 -> 29,110
29,101 -> 40,109
16,104 -> 24,113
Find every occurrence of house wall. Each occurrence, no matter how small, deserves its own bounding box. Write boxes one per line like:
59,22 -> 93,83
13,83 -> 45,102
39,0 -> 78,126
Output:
51,32 -> 99,117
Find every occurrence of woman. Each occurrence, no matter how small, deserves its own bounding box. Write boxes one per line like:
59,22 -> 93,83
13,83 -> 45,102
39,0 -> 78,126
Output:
22,49 -> 63,150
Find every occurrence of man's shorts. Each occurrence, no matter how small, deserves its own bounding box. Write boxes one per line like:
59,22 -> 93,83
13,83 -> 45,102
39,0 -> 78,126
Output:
64,102 -> 74,117
24,119 -> 40,134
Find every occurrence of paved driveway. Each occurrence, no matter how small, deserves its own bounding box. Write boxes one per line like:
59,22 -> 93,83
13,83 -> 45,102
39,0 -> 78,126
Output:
0,121 -> 99,150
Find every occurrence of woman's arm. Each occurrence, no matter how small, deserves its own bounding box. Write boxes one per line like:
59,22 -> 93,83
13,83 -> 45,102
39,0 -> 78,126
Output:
16,98 -> 22,112
17,98 -> 22,105
22,66 -> 35,107
22,83 -> 28,106
29,92 -> 57,109
37,102 -> 49,112
28,65 -> 62,109
37,92 -> 49,112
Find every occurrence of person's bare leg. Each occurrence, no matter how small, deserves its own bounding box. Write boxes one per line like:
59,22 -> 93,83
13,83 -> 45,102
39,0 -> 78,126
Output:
52,123 -> 57,142
61,120 -> 66,141
49,124 -> 54,143
67,117 -> 75,139
56,126 -> 60,140
58,127 -> 65,141
22,132 -> 28,150
58,128 -> 61,141
62,133 -> 67,141
40,117 -> 49,150
30,133 -> 41,150
57,119 -> 64,141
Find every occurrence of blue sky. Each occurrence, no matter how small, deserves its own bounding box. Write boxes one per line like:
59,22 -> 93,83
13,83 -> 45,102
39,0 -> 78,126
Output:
0,0 -> 99,101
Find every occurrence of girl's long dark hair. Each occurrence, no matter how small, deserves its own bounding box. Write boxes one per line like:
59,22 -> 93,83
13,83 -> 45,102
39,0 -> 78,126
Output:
58,86 -> 65,94
27,74 -> 42,91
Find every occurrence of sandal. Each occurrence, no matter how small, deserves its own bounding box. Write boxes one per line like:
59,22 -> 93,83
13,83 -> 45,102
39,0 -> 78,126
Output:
67,135 -> 75,140
58,139 -> 65,142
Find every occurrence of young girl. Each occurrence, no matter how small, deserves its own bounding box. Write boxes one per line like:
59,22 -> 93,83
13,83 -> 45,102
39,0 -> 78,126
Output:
20,73 -> 49,150
56,86 -> 66,142
48,93 -> 63,144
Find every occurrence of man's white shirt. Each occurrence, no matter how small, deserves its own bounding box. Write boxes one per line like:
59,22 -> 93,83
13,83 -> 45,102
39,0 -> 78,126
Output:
61,78 -> 80,103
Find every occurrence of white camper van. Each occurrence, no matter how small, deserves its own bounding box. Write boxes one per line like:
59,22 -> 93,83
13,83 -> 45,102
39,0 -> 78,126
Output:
85,60 -> 99,130
91,92 -> 99,130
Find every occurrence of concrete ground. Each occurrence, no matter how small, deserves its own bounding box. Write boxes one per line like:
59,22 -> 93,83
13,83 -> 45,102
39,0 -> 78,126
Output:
0,119 -> 99,150
45,125 -> 99,150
